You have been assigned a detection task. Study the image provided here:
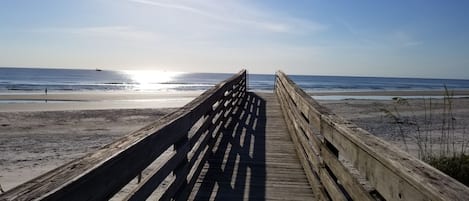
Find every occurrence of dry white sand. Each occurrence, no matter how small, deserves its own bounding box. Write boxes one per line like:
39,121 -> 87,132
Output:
310,89 -> 469,97
0,92 -> 197,191
1,91 -> 469,193
319,97 -> 469,157
0,108 -> 177,191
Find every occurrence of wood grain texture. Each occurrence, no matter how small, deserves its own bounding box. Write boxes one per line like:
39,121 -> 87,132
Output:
275,70 -> 469,201
0,70 -> 247,201
188,92 -> 315,201
276,75 -> 374,201
3,69 -> 466,201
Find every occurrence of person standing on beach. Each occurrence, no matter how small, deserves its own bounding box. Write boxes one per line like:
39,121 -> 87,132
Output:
45,88 -> 48,103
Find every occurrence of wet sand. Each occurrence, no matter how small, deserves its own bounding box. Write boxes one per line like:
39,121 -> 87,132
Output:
0,91 -> 200,112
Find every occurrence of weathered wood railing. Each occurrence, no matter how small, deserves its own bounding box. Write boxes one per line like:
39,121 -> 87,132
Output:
0,70 -> 246,201
275,71 -> 469,201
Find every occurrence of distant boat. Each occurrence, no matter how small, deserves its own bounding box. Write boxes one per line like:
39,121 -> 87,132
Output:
95,68 -> 102,71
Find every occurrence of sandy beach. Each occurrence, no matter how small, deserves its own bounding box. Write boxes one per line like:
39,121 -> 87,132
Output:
0,108 -> 177,191
0,91 -> 201,112
319,97 -> 469,157
310,89 -> 469,97
0,92 -> 196,191
1,91 -> 469,192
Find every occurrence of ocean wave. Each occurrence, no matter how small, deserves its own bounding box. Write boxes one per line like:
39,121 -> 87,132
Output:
2,67 -> 469,93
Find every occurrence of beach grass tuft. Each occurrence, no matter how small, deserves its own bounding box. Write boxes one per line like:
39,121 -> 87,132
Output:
428,154 -> 469,186
381,86 -> 469,185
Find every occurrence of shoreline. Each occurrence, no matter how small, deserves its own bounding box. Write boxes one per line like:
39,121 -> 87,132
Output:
0,91 -> 201,112
0,91 -> 202,101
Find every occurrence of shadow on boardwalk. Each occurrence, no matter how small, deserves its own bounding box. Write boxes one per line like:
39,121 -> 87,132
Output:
191,92 -> 267,200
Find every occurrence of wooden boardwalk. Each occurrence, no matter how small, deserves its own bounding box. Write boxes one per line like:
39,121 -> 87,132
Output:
188,92 -> 314,200
2,69 -> 469,201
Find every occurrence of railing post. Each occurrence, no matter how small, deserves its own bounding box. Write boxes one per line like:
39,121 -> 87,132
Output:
0,70 -> 248,201
275,70 -> 469,201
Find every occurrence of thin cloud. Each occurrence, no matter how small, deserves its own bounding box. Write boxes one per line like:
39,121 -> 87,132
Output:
33,26 -> 159,42
129,0 -> 215,19
128,0 -> 326,34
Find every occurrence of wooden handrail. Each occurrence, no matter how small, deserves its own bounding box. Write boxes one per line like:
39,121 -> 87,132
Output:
0,70 -> 247,201
275,70 -> 469,201
3,69 -> 468,201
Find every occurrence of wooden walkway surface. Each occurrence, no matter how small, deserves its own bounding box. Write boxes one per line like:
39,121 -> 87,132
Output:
4,70 -> 467,201
188,92 -> 314,200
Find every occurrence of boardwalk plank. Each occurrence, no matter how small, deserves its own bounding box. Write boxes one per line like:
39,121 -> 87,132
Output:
4,70 -> 467,201
188,92 -> 315,201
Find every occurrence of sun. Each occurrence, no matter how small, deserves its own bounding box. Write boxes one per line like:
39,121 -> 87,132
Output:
123,70 -> 183,91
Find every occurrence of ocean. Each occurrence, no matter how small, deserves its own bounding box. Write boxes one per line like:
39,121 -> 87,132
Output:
2,67 -> 469,98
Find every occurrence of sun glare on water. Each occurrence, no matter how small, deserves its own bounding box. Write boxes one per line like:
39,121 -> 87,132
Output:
123,70 -> 184,91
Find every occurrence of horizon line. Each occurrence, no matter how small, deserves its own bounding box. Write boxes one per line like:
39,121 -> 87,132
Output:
1,66 -> 468,81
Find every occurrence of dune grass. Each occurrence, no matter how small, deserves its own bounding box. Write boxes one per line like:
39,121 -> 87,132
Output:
381,86 -> 469,185
428,154 -> 469,186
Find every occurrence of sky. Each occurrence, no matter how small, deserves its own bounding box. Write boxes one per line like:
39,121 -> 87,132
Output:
1,0 -> 469,78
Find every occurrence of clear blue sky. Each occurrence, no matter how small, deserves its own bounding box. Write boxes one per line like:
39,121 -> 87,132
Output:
1,0 -> 469,78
